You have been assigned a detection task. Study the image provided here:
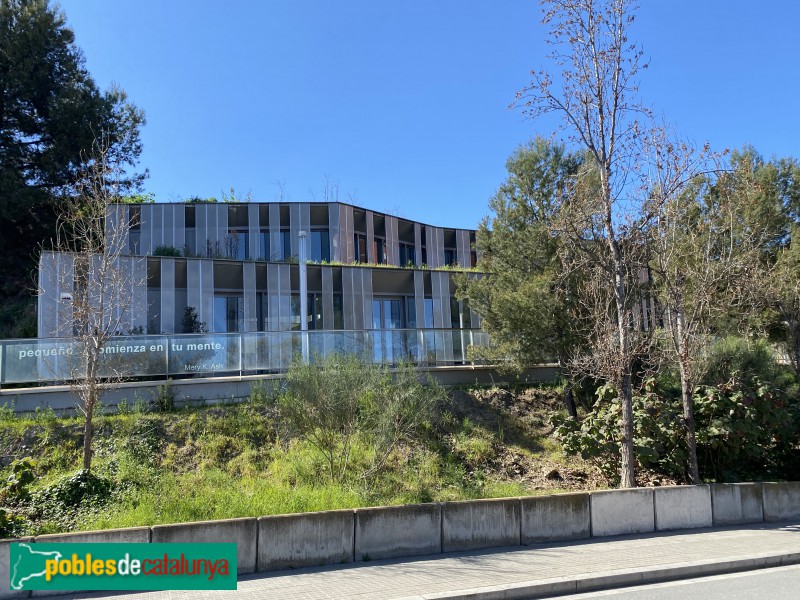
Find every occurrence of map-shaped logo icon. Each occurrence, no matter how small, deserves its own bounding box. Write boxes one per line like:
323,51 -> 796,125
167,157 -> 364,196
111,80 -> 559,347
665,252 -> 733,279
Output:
10,543 -> 63,590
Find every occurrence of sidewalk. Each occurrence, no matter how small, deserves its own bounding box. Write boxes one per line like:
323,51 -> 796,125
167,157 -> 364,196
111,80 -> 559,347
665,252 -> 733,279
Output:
64,521 -> 800,600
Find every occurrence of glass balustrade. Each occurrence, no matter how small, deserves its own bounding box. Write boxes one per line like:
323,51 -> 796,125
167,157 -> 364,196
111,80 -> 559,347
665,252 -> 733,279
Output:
0,329 -> 489,387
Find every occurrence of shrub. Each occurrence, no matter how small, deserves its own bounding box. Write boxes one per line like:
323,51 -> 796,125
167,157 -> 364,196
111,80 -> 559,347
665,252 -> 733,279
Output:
555,370 -> 800,484
278,355 -> 444,483
152,245 -> 182,257
151,380 -> 176,412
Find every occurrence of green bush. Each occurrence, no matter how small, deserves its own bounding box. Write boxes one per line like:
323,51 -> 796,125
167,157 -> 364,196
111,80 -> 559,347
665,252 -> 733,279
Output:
152,245 -> 182,257
554,380 -> 686,484
151,380 -> 176,412
278,355 -> 444,483
702,337 -> 787,387
555,367 -> 800,484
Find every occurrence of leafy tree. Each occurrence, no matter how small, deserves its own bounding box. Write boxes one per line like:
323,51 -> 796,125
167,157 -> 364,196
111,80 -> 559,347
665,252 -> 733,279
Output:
458,137 -> 582,417
181,306 -> 207,334
732,150 -> 800,377
0,0 -> 145,337
773,226 -> 800,380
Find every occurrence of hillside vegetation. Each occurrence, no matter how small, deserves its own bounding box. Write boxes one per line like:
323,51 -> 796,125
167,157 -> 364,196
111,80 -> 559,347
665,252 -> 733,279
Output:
0,362 -> 600,538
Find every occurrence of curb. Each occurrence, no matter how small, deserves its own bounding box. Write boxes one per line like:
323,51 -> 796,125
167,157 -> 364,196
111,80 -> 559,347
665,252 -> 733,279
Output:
396,551 -> 800,600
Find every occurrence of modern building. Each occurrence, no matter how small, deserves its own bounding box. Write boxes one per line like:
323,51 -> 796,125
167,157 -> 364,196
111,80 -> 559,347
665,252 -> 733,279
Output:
31,202 -> 484,379
39,201 -> 480,336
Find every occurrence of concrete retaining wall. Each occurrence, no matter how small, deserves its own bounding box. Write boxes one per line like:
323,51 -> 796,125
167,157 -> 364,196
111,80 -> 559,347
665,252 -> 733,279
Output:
355,504 -> 441,560
441,498 -> 519,553
35,527 -> 150,544
257,509 -> 354,571
654,485 -> 712,531
521,492 -> 590,544
762,482 -> 800,521
590,488 -> 654,537
1,482 -> 796,592
0,366 -> 559,414
151,517 -> 257,574
711,483 -> 764,525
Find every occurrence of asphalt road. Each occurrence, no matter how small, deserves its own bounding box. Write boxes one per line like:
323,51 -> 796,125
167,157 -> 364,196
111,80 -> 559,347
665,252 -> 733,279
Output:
551,564 -> 800,600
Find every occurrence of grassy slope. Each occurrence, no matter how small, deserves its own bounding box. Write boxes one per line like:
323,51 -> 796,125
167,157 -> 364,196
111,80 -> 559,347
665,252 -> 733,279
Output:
0,386 -> 603,536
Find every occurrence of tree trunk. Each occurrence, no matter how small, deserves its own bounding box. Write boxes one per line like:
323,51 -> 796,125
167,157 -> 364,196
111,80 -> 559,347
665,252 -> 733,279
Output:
676,306 -> 700,484
679,360 -> 700,484
793,325 -> 800,384
563,384 -> 578,419
615,264 -> 636,488
558,355 -> 578,418
619,370 -> 636,488
82,396 -> 94,471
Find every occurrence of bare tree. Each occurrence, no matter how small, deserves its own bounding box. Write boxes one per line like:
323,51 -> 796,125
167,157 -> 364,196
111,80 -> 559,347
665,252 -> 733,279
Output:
40,138 -> 144,471
645,134 -> 780,483
644,135 -> 714,484
516,0 -> 651,487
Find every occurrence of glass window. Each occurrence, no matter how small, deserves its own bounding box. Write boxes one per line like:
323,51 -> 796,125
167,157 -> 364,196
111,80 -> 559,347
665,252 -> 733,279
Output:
260,231 -> 271,261
309,293 -> 323,330
290,294 -> 301,330
147,289 -> 161,334
450,297 -> 461,329
354,233 -> 367,262
214,296 -> 243,332
405,298 -> 416,328
129,230 -> 141,255
399,242 -> 415,267
372,299 -> 382,329
227,230 -> 248,260
373,237 -> 386,264
291,293 -> 323,330
257,293 -> 268,331
444,248 -> 457,266
309,230 -> 330,262
280,230 -> 291,261
423,298 -> 434,329
333,294 -> 344,329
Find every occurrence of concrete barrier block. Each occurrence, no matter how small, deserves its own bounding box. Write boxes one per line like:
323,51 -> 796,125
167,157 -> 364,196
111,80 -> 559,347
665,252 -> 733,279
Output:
521,492 -> 590,544
35,527 -> 150,544
590,488 -> 654,537
151,518 -> 257,574
711,483 -> 764,525
654,485 -> 712,531
1,537 -> 32,599
762,482 -> 800,521
257,509 -> 354,571
441,498 -> 519,553
355,504 -> 441,561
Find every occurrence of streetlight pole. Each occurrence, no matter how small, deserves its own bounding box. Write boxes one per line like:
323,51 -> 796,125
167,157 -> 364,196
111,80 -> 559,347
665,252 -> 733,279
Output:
298,230 -> 309,363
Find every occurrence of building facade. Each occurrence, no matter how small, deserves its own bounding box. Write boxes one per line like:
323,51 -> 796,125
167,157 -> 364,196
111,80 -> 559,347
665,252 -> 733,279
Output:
38,201 -> 481,342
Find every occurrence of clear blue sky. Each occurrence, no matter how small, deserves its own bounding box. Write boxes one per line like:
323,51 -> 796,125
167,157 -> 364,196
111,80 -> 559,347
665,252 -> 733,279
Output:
57,1 -> 800,230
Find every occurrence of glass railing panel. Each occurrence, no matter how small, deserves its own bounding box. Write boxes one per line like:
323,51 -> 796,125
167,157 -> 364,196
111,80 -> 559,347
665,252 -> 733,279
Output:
166,333 -> 241,376
97,335 -> 168,378
1,338 -> 81,384
0,329 -> 492,385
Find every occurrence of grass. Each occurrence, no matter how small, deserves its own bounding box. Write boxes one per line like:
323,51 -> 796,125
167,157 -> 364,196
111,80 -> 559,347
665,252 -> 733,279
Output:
0,384 -> 596,537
